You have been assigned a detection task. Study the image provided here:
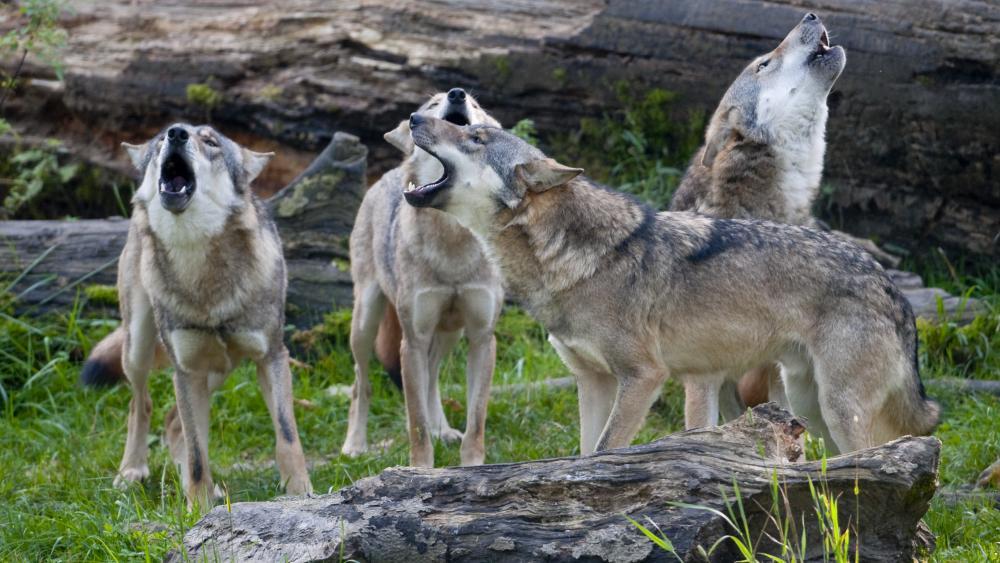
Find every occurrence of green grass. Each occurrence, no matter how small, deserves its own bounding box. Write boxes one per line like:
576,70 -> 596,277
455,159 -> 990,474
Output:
0,265 -> 997,560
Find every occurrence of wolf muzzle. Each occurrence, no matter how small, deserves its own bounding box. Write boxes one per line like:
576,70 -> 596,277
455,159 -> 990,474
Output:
159,127 -> 197,213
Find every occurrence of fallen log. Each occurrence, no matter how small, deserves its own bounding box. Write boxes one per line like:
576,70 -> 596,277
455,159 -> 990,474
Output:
7,0 -> 999,258
926,377 -> 1000,397
170,403 -> 939,562
0,132 -> 366,327
0,218 -> 982,328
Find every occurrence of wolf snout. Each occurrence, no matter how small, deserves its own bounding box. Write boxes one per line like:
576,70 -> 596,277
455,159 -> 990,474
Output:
167,126 -> 189,146
409,112 -> 426,129
804,13 -> 818,22
447,88 -> 467,103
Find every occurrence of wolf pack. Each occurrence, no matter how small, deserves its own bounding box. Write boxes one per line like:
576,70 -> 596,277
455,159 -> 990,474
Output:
81,14 -> 941,510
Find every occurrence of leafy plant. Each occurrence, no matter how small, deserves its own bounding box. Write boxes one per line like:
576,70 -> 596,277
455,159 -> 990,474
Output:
186,81 -> 223,123
1,138 -> 77,218
918,296 -> 998,379
509,118 -> 539,147
548,81 -> 704,208
0,0 -> 68,126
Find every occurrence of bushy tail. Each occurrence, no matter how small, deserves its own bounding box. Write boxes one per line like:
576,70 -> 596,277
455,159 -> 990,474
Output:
374,303 -> 403,389
893,331 -> 941,437
81,327 -> 169,387
898,379 -> 942,437
81,327 -> 128,387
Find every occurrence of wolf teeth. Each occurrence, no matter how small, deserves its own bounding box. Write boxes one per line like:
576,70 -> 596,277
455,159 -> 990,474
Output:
406,182 -> 416,193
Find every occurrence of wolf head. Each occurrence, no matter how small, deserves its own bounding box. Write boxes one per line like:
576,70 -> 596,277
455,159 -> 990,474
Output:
702,13 -> 846,166
403,115 -> 581,234
124,123 -> 272,216
384,88 -> 501,187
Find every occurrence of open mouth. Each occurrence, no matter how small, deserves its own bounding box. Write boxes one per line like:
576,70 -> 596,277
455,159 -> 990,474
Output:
403,147 -> 451,207
809,29 -> 835,62
158,151 -> 196,212
442,109 -> 470,126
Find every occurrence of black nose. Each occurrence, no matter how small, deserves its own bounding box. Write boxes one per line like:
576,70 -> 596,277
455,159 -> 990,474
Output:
166,126 -> 189,146
804,13 -> 818,22
447,88 -> 467,103
409,113 -> 425,128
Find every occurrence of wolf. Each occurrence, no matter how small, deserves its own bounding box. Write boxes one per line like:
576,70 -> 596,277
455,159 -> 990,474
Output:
670,13 -> 846,417
670,12 -> 844,226
401,114 -> 939,456
81,124 -> 312,508
341,89 -> 504,468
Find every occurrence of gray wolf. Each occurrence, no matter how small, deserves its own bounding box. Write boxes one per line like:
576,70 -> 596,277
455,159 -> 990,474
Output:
342,89 -> 504,467
401,114 -> 939,456
670,12 -> 846,420
82,124 -> 312,508
670,12 -> 844,226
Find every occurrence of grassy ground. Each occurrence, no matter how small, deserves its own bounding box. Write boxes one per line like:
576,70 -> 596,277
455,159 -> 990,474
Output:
0,266 -> 997,561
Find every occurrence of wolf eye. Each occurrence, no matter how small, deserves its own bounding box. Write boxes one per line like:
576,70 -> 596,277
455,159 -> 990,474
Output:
757,60 -> 770,72
473,132 -> 487,145
203,137 -> 219,148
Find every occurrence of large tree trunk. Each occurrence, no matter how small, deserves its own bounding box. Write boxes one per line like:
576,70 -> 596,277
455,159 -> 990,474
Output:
0,132 -> 366,327
168,403 -> 939,562
5,0 -> 997,257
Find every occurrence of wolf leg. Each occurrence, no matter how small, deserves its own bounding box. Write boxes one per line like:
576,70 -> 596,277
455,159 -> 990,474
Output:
115,290 -> 157,487
172,370 -> 214,510
548,335 -> 616,455
575,369 -> 617,455
596,367 -> 668,451
683,377 -> 722,429
400,335 -> 436,467
257,346 -> 312,495
427,329 -> 463,444
342,283 -> 387,457
782,349 -> 838,454
457,285 -> 500,465
400,289 -> 451,467
459,330 -> 496,466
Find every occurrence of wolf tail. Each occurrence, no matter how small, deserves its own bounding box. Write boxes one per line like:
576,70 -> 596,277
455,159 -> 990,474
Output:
81,327 -> 128,387
894,367 -> 942,437
81,327 -> 168,387
891,309 -> 941,437
374,303 -> 403,389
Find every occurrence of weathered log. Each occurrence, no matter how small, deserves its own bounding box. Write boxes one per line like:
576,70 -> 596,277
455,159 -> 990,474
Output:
170,403 -> 939,562
0,132 -> 366,326
6,0 -> 998,257
0,215 -> 983,325
926,377 -> 1000,397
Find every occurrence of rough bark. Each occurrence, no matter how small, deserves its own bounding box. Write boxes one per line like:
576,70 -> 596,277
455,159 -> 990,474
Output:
0,132 -> 366,326
5,0 -> 998,257
0,211 -> 980,324
169,403 -> 939,562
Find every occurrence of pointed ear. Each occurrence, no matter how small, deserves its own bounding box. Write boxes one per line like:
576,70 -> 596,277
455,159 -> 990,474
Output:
242,149 -> 274,183
514,158 -> 583,193
121,142 -> 148,171
384,120 -> 414,155
701,107 -> 740,168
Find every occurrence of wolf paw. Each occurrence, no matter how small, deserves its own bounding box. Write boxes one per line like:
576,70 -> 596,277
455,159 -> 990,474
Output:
433,427 -> 464,444
341,440 -> 368,458
284,474 -> 313,496
113,466 -> 150,488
